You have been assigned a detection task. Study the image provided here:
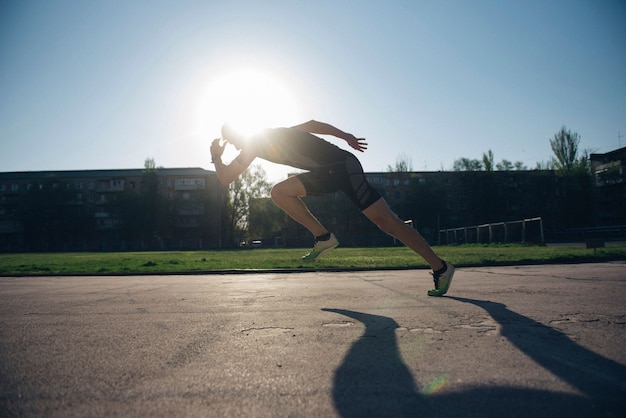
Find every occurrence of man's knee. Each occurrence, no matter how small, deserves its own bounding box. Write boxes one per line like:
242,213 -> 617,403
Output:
270,183 -> 284,202
271,178 -> 305,202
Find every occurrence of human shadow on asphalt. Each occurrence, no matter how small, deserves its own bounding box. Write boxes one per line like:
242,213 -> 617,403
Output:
321,308 -> 427,417
322,305 -> 626,418
449,297 -> 626,413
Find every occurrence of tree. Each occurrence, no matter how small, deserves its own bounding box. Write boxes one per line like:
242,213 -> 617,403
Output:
482,150 -> 494,171
494,159 -> 527,171
455,151 -> 527,172
513,161 -> 528,171
550,126 -> 588,174
386,152 -> 413,172
496,159 -> 514,171
453,158 -> 483,171
227,164 -> 272,244
535,160 -> 555,170
549,127 -> 593,228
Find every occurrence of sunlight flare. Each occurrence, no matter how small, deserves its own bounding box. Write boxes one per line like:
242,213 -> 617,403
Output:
200,68 -> 300,137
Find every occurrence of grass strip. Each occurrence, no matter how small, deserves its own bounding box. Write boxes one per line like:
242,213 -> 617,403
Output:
0,244 -> 624,276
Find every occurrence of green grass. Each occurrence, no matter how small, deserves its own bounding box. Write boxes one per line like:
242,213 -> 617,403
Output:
0,243 -> 624,276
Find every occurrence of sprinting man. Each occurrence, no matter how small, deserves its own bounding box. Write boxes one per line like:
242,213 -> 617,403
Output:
210,120 -> 455,296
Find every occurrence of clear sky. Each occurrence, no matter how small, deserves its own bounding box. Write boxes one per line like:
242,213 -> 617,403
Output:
1,0 -> 624,182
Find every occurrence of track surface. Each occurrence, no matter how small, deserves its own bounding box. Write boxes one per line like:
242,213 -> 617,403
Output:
1,263 -> 625,417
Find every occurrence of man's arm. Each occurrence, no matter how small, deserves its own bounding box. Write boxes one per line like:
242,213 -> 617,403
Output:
291,120 -> 368,152
210,138 -> 256,185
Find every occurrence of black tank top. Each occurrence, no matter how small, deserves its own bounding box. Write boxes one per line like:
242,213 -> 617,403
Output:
251,127 -> 350,170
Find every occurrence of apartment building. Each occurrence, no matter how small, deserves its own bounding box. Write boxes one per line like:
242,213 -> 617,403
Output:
0,168 -> 226,252
590,147 -> 626,226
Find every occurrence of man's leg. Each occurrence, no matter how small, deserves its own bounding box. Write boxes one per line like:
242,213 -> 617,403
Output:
271,176 -> 339,261
362,198 -> 445,271
270,176 -> 328,237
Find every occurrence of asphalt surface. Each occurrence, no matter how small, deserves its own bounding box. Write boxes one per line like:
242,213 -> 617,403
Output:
1,262 -> 625,418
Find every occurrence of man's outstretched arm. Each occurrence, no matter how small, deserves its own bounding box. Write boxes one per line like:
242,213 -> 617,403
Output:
291,120 -> 368,152
210,138 -> 255,185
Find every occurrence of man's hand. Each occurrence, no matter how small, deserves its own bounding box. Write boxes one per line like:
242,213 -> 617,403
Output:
210,138 -> 226,162
346,135 -> 368,152
291,120 -> 368,152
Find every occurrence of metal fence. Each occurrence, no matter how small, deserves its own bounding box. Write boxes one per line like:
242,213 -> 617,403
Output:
439,217 -> 544,245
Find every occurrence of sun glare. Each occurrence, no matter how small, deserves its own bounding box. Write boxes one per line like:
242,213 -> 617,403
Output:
201,68 -> 300,137
192,67 -> 302,182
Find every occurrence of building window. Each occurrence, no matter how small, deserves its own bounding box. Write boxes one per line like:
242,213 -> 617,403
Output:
175,178 -> 206,191
111,179 -> 124,191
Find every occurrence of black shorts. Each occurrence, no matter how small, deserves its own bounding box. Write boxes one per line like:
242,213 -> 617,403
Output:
296,153 -> 381,211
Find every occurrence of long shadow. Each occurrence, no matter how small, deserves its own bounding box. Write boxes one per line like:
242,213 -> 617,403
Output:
321,308 -> 430,417
323,305 -> 626,418
449,297 -> 626,412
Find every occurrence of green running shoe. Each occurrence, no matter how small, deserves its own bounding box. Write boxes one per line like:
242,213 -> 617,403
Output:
427,261 -> 455,297
302,233 -> 339,262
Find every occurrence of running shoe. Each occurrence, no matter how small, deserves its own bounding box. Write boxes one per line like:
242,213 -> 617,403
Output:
427,261 -> 455,297
302,233 -> 339,262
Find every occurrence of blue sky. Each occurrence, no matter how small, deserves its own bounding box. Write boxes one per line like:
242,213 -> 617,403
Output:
1,0 -> 624,182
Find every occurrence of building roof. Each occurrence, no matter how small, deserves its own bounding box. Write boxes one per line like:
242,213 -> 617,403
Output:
0,167 -> 216,181
590,147 -> 626,162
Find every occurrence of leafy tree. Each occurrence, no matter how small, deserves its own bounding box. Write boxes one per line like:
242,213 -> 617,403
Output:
494,159 -> 527,171
228,175 -> 247,240
227,164 -> 272,243
535,160 -> 555,170
455,151 -> 527,172
453,158 -> 483,171
550,126 -> 589,174
496,159 -> 514,171
482,150 -> 494,171
386,152 -> 413,172
513,161 -> 528,171
549,127 -> 593,228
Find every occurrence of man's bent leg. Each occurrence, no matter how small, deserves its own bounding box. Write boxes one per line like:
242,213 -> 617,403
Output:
362,198 -> 444,271
271,176 -> 328,237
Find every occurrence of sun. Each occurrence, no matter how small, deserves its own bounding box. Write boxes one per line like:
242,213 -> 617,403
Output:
191,67 -> 303,182
200,68 -> 301,137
